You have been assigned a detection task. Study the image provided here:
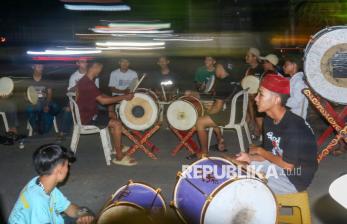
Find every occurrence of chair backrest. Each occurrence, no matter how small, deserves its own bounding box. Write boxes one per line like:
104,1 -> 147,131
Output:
68,96 -> 82,126
227,89 -> 249,126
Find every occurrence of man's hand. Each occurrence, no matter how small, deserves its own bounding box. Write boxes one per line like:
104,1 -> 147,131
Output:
236,152 -> 251,164
123,89 -> 130,94
123,93 -> 134,101
249,145 -> 265,156
76,215 -> 95,224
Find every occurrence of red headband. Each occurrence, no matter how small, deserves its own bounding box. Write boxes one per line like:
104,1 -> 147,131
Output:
261,74 -> 290,95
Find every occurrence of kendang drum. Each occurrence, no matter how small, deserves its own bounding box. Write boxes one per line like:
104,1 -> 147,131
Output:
119,88 -> 159,131
26,86 -> 39,105
241,75 -> 260,94
0,77 -> 14,98
167,95 -> 204,131
172,157 -> 277,224
304,26 -> 347,105
97,180 -> 167,224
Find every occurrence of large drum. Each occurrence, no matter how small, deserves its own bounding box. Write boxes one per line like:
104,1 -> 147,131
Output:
241,75 -> 260,94
119,88 -> 159,131
97,180 -> 167,224
172,157 -> 277,224
167,95 -> 204,131
304,26 -> 347,105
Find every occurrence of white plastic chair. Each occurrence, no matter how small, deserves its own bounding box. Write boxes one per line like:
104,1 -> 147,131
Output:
0,112 -> 9,132
27,117 -> 59,137
69,96 -> 112,166
207,89 -> 252,152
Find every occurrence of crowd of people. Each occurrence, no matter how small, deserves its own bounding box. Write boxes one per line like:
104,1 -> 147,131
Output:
2,48 -> 321,223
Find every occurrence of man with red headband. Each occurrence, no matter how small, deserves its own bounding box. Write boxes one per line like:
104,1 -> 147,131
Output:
235,74 -> 317,194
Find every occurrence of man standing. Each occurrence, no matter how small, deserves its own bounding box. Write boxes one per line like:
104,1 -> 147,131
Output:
77,61 -> 137,166
9,144 -> 94,224
283,56 -> 309,120
108,58 -> 138,118
235,74 -> 317,194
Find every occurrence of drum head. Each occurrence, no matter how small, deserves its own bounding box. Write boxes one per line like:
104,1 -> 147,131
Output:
97,203 -> 153,224
0,77 -> 14,97
204,75 -> 215,93
241,76 -> 260,94
27,86 -> 39,105
119,92 -> 158,131
329,174 -> 347,209
167,100 -> 198,131
203,178 -> 277,224
304,26 -> 347,105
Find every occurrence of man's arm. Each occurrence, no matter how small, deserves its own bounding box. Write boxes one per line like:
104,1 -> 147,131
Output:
64,204 -> 94,224
46,88 -> 53,102
96,93 -> 133,105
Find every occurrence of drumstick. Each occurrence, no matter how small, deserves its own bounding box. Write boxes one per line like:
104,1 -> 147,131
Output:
133,73 -> 146,92
161,84 -> 167,101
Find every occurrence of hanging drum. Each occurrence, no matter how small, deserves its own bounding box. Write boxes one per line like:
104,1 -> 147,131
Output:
119,88 -> 159,131
241,75 -> 260,94
304,26 -> 347,105
0,77 -> 14,98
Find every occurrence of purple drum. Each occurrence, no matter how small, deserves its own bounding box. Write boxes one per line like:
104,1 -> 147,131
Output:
172,157 -> 277,224
97,180 -> 166,224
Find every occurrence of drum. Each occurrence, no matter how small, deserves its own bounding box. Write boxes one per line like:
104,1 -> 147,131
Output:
0,77 -> 14,98
241,75 -> 260,94
172,157 -> 277,224
97,180 -> 167,224
304,26 -> 347,105
167,95 -> 204,131
329,174 -> 347,209
119,88 -> 159,131
203,75 -> 215,94
26,86 -> 39,105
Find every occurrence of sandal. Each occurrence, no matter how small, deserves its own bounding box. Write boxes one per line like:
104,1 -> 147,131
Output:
112,156 -> 137,166
210,144 -> 228,152
111,145 -> 130,155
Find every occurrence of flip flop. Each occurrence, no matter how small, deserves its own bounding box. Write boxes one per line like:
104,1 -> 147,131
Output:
112,156 -> 138,166
209,144 -> 228,152
111,145 -> 130,155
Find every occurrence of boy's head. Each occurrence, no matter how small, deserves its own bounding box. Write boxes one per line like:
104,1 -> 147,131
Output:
33,144 -> 76,176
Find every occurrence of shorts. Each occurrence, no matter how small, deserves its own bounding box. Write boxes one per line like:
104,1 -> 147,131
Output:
86,113 -> 109,129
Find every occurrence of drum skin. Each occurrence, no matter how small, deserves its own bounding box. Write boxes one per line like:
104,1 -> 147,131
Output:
167,95 -> 204,131
304,26 -> 347,105
241,75 -> 260,94
98,182 -> 166,224
0,77 -> 14,97
119,89 -> 159,131
26,86 -> 39,105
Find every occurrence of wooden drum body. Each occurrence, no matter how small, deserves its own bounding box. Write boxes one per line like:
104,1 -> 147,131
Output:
167,95 -> 204,131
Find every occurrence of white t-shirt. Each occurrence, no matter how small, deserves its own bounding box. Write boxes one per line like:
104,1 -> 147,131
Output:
68,70 -> 99,91
108,68 -> 138,95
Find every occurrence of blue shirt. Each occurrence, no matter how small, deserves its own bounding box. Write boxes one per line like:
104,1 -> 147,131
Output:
8,176 -> 71,224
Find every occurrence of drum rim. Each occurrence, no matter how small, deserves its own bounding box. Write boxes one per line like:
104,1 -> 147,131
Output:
26,86 -> 39,105
167,100 -> 199,131
200,177 -> 278,224
111,181 -> 167,213
119,92 -> 159,130
304,27 -> 347,105
179,95 -> 204,115
0,77 -> 14,96
97,201 -> 153,223
241,75 -> 260,94
171,157 -> 234,224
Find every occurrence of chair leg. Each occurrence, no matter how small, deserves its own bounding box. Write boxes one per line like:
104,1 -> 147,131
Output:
53,116 -> 59,133
100,128 -> 112,166
0,112 -> 9,132
235,125 -> 246,152
243,122 -> 252,145
70,126 -> 80,153
207,127 -> 213,151
27,121 -> 33,137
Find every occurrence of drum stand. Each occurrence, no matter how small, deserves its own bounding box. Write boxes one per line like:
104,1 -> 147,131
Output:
303,89 -> 347,162
170,127 -> 200,156
122,124 -> 161,160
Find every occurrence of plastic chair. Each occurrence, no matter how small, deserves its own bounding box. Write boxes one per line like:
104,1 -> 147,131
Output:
69,96 -> 112,166
27,117 -> 59,137
276,191 -> 311,224
0,112 -> 9,132
207,89 -> 252,152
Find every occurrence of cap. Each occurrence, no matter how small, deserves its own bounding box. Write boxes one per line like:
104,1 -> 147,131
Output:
260,54 -> 279,66
248,47 -> 260,58
260,74 -> 290,95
